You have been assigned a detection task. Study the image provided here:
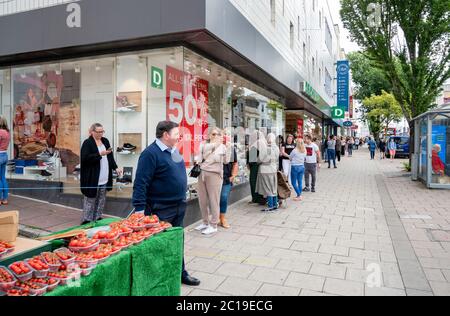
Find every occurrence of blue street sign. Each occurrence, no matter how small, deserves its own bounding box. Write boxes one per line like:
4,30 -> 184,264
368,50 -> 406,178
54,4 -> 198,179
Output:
337,60 -> 350,111
343,121 -> 353,127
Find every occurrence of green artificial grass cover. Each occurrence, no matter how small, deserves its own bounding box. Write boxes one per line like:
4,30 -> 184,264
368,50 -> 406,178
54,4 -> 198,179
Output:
45,219 -> 183,296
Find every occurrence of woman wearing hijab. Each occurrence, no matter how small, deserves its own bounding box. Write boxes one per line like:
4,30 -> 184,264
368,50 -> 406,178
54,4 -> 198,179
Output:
256,133 -> 280,212
247,130 -> 266,205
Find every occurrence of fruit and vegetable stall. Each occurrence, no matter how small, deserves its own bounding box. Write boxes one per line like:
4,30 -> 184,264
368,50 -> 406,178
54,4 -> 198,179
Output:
0,215 -> 183,296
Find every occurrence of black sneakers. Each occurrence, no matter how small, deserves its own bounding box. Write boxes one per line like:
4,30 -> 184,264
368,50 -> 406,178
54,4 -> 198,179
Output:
123,143 -> 137,151
41,170 -> 52,177
303,187 -> 311,192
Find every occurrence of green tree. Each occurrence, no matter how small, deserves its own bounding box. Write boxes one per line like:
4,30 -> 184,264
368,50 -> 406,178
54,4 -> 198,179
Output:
348,51 -> 392,101
363,91 -> 404,138
341,0 -> 450,149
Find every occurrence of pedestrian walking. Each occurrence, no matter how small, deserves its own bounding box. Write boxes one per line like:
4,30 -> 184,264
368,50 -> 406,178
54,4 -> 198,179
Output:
379,138 -> 386,160
289,139 -> 307,201
347,137 -> 354,157
355,137 -> 360,150
195,127 -> 230,236
323,138 -> 329,163
341,137 -> 346,157
132,121 -> 200,287
0,117 -> 10,206
368,137 -> 377,160
281,134 -> 296,183
304,135 -> 321,193
257,133 -> 280,212
247,131 -> 266,205
80,123 -> 121,225
335,136 -> 342,162
327,135 -> 337,169
388,138 -> 397,162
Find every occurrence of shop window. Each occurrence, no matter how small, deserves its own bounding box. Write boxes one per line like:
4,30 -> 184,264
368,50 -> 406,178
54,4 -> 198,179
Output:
431,115 -> 450,185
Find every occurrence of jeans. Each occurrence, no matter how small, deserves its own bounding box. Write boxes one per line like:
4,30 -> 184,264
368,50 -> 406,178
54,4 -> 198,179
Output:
348,146 -> 353,156
0,153 -> 8,201
220,183 -> 232,214
267,196 -> 278,209
327,149 -> 337,168
304,163 -> 317,190
370,150 -> 376,160
291,165 -> 305,197
148,200 -> 189,279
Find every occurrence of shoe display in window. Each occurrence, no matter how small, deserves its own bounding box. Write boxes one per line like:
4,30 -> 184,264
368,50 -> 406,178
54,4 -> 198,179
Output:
122,143 -> 137,151
40,170 -> 52,177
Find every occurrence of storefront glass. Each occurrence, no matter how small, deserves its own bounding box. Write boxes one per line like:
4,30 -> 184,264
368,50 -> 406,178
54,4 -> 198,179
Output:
431,114 -> 450,185
419,118 -> 428,181
0,46 -> 286,200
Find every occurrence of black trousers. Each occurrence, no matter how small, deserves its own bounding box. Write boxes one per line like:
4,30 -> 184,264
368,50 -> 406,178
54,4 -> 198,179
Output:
146,200 -> 189,279
336,150 -> 341,162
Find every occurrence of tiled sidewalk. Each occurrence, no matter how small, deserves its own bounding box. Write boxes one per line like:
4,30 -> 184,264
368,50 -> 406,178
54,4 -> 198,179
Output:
0,196 -> 105,233
182,148 -> 450,296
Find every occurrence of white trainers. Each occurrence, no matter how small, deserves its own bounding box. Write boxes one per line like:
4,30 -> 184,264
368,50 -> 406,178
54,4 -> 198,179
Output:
201,226 -> 218,235
194,223 -> 209,231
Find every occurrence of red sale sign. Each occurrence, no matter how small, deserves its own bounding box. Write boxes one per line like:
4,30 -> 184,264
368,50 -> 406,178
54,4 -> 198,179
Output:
166,66 -> 209,164
297,119 -> 304,140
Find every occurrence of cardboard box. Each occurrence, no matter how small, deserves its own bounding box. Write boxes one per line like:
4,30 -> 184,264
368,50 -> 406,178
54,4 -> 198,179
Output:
0,237 -> 51,266
0,211 -> 19,243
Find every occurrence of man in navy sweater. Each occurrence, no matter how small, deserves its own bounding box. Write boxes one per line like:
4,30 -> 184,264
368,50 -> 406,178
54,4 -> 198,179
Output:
132,121 -> 200,287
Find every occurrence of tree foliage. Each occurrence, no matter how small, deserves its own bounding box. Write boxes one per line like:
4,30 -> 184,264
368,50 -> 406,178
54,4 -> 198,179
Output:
363,91 -> 404,137
348,51 -> 392,101
341,0 -> 450,124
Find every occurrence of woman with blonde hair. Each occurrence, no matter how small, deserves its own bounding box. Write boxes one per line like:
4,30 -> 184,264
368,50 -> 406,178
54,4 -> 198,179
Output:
256,133 -> 280,212
289,139 -> 307,201
0,117 -> 10,205
195,127 -> 229,235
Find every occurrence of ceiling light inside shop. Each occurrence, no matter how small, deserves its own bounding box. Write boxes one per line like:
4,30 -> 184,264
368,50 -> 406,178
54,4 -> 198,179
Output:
95,63 -> 101,71
55,64 -> 62,75
20,72 -> 26,79
75,65 -> 81,73
37,69 -> 43,77
169,55 -> 176,65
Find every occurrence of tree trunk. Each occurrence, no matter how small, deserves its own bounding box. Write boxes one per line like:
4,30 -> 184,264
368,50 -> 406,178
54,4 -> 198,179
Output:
408,120 -> 414,166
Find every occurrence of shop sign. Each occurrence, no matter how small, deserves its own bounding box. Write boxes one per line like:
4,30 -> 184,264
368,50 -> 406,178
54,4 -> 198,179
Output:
166,66 -> 209,164
351,125 -> 359,130
66,3 -> 81,28
343,121 -> 353,127
301,82 -> 321,104
337,60 -> 350,111
331,107 -> 346,119
151,67 -> 164,90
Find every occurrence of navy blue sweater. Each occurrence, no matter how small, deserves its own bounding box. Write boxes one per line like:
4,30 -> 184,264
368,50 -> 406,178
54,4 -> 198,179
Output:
132,141 -> 187,212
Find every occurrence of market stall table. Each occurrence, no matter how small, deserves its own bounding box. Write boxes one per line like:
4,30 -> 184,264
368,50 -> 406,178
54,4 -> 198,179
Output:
43,219 -> 183,296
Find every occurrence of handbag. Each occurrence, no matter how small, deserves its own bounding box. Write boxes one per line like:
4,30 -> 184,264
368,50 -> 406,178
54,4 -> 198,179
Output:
189,144 -> 218,178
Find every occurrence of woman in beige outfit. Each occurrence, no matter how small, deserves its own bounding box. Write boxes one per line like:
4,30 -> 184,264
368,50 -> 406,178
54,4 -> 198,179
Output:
256,133 -> 280,212
195,128 -> 230,235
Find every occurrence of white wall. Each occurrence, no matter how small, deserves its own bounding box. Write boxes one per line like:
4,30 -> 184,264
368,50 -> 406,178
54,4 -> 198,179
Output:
229,0 -> 339,107
0,0 -> 79,17
80,62 -> 114,145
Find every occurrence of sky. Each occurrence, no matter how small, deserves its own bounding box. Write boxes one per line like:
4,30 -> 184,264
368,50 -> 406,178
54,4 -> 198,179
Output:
327,0 -> 361,54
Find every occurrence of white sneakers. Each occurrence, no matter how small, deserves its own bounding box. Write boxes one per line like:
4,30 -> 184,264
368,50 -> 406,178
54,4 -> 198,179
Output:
194,223 -> 218,235
201,226 -> 218,235
195,223 -> 209,231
